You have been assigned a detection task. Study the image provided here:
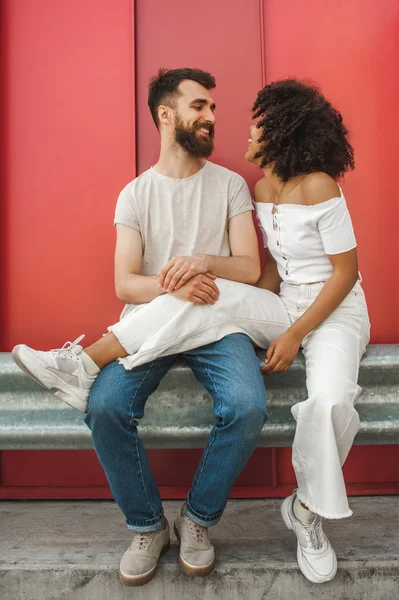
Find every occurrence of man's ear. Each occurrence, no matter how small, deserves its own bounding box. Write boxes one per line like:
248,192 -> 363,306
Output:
158,105 -> 172,126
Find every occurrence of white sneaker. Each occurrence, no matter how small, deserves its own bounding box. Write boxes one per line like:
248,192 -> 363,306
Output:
174,505 -> 216,576
281,492 -> 337,583
119,517 -> 170,587
12,335 -> 97,413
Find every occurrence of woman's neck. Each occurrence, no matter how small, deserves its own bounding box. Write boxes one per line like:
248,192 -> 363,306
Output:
262,171 -> 305,203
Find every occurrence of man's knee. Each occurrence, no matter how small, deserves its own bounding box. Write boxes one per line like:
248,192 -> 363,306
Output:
220,381 -> 268,435
85,361 -> 131,428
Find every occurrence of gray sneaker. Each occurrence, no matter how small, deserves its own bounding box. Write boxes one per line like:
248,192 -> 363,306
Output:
281,492 -> 337,583
12,335 -> 97,413
174,505 -> 216,576
119,517 -> 170,587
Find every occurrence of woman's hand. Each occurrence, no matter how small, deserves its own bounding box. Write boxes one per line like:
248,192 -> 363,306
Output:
261,331 -> 301,374
170,273 -> 219,305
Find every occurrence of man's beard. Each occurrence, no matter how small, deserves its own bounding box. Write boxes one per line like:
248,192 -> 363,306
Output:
174,117 -> 215,158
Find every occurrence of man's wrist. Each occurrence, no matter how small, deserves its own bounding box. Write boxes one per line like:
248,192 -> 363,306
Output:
203,254 -> 214,272
153,275 -> 167,297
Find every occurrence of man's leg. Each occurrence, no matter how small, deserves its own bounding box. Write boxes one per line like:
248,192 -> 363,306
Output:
85,356 -> 177,531
85,356 -> 179,586
173,333 -> 267,576
183,333 -> 267,523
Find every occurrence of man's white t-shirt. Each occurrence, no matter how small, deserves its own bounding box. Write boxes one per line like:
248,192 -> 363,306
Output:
114,161 -> 253,316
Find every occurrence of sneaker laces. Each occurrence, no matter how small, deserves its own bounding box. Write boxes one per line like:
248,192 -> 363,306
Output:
187,519 -> 206,544
50,335 -> 85,360
134,531 -> 156,551
302,516 -> 324,550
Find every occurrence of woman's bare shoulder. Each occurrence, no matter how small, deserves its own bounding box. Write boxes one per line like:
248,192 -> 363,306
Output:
301,172 -> 341,206
254,177 -> 273,203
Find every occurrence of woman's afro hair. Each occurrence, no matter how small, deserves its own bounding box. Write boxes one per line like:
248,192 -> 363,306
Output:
252,79 -> 355,181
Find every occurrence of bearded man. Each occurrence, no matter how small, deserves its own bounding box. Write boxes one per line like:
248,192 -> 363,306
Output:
86,68 -> 266,586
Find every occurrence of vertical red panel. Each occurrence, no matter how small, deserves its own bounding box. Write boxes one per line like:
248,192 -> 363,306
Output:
135,0 -> 264,188
3,0 -> 136,351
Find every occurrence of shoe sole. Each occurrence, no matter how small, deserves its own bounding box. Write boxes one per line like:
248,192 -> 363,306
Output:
174,524 -> 216,577
118,540 -> 170,587
281,496 -> 337,584
12,345 -> 88,413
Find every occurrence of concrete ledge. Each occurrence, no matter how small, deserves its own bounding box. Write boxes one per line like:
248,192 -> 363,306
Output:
1,498 -> 398,599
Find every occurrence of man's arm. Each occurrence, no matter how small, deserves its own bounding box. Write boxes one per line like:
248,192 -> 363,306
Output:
159,211 -> 261,291
114,224 -> 165,304
114,224 -> 220,305
206,211 -> 261,283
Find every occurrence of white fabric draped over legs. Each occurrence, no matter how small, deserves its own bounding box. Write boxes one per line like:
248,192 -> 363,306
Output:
109,279 -> 291,369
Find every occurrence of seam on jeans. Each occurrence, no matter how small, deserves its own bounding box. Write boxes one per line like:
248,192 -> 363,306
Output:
126,361 -> 158,519
126,361 -> 157,432
126,515 -> 162,528
185,501 -> 223,524
189,354 -> 222,498
134,435 -> 157,520
123,316 -> 290,363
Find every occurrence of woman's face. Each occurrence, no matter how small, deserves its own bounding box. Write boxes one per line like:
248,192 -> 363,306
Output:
245,124 -> 263,164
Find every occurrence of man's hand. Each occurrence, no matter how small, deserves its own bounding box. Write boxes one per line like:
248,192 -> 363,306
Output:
261,331 -> 301,374
159,255 -> 210,292
170,273 -> 219,305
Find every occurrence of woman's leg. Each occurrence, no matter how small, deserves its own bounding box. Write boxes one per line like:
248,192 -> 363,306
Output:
292,321 -> 366,518
12,278 -> 290,411
279,281 -> 370,583
110,279 -> 291,370
84,333 -> 127,368
291,284 -> 370,518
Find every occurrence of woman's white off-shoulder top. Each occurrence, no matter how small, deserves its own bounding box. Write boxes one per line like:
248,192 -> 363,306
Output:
255,189 -> 357,285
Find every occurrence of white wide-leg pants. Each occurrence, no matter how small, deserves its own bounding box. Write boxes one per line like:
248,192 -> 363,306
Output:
279,280 -> 370,518
109,278 -> 370,518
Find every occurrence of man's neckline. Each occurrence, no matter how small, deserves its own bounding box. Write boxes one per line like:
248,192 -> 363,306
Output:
150,161 -> 209,181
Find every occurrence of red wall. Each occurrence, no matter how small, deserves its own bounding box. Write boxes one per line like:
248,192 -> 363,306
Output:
1,0 -> 398,499
3,0 -> 398,350
2,0 -> 136,351
263,0 -> 399,343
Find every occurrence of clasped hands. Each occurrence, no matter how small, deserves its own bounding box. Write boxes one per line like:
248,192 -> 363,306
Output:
158,254 -> 300,373
158,254 -> 219,306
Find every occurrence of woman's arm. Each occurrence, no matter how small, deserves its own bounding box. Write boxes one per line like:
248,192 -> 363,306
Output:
289,249 -> 358,340
263,248 -> 358,374
263,172 -> 359,374
256,249 -> 282,294
254,178 -> 282,293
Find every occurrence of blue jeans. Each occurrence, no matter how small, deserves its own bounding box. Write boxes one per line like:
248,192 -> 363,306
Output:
85,333 -> 267,532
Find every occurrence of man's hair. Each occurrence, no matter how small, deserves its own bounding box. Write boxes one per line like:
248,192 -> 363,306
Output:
148,68 -> 216,128
252,79 -> 355,181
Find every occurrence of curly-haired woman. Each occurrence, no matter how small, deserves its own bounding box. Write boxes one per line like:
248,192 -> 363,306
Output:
13,79 -> 370,584
246,79 -> 370,583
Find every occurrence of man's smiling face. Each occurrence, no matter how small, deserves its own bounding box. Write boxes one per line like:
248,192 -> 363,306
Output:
173,80 -> 216,157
